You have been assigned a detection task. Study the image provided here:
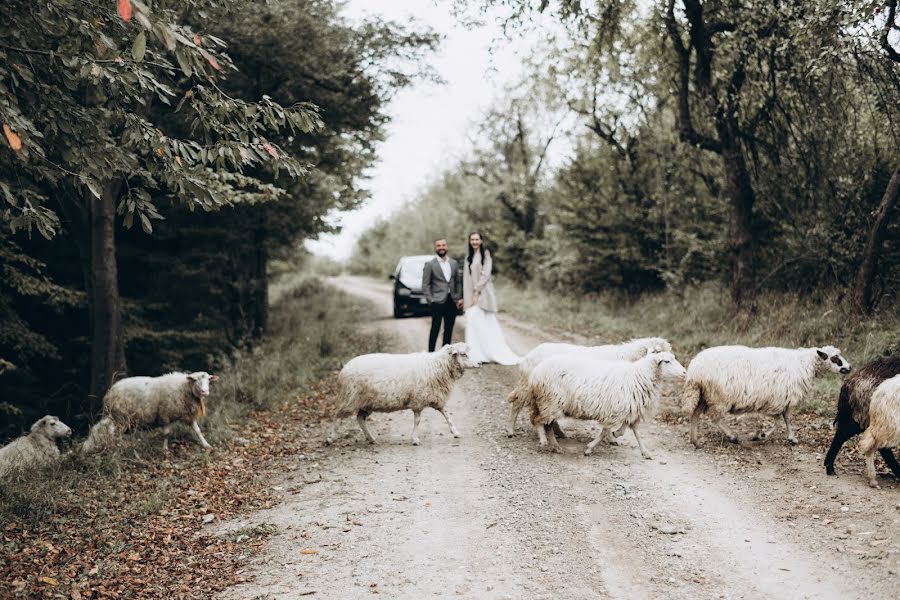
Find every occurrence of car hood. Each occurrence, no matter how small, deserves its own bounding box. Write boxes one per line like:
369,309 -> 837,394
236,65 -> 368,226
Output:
398,271 -> 424,291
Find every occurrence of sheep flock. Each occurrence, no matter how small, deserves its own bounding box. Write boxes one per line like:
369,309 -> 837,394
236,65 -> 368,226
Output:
3,331 -> 899,491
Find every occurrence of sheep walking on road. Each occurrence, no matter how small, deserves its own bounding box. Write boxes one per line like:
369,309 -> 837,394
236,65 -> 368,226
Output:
859,375 -> 900,488
528,351 -> 686,458
83,371 -> 218,452
824,356 -> 900,477
507,337 -> 671,436
684,345 -> 850,448
0,415 -> 72,477
326,343 -> 473,446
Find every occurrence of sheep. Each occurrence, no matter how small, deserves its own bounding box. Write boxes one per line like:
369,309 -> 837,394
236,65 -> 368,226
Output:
0,415 -> 72,477
824,356 -> 900,477
527,351 -> 686,458
83,371 -> 218,452
507,337 -> 672,436
859,374 -> 900,488
326,342 -> 473,446
684,345 -> 850,448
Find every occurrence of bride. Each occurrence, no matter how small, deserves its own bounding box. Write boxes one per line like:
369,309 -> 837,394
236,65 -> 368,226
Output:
462,232 -> 521,366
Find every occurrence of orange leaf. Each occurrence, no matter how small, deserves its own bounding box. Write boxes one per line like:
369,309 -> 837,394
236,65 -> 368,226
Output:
194,35 -> 202,46
175,156 -> 182,166
3,124 -> 22,151
117,0 -> 132,22
37,576 -> 59,586
262,143 -> 278,159
300,548 -> 319,555
199,48 -> 221,71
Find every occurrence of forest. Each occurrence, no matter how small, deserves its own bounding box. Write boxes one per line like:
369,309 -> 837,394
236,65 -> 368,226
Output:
352,0 -> 900,323
0,0 -> 438,438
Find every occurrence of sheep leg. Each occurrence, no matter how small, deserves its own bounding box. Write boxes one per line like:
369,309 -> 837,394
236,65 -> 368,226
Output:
824,424 -> 859,475
162,424 -> 173,452
712,415 -> 740,445
690,405 -> 705,448
436,407 -> 460,438
879,449 -> 900,478
545,424 -> 562,453
325,419 -> 339,446
630,421 -> 653,460
536,423 -> 549,447
191,420 -> 212,450
411,410 -> 423,446
507,403 -> 521,437
781,409 -> 799,445
751,416 -> 780,442
864,449 -> 880,489
356,410 -> 376,444
584,426 -> 609,456
551,420 -> 568,438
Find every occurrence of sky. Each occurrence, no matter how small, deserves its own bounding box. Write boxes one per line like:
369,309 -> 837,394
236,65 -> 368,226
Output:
304,0 -> 543,261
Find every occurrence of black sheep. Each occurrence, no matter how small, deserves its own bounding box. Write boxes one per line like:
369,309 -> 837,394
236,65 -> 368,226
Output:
824,356 -> 900,476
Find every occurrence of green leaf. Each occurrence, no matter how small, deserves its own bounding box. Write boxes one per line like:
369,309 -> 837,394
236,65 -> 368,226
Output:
131,32 -> 147,63
139,213 -> 152,234
175,50 -> 192,77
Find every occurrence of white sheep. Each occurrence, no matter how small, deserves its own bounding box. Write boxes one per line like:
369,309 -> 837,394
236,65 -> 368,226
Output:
507,337 -> 672,436
0,415 -> 72,477
684,345 -> 850,448
527,351 -> 686,458
83,371 -> 218,452
859,374 -> 900,488
326,343 -> 473,446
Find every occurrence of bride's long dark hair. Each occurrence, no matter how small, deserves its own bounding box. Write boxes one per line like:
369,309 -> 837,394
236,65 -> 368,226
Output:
466,231 -> 486,273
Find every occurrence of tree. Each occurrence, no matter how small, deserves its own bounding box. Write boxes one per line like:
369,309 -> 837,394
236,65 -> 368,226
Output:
1,0 -> 320,400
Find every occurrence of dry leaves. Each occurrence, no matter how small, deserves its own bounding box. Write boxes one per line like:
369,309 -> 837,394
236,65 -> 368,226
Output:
0,374 -> 343,599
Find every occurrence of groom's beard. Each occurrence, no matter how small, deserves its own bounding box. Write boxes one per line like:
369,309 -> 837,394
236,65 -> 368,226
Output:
436,250 -> 447,257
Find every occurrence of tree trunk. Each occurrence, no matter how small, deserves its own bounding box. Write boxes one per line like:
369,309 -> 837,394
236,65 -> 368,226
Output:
716,120 -> 757,311
88,183 -> 127,401
853,167 -> 900,314
252,228 -> 268,341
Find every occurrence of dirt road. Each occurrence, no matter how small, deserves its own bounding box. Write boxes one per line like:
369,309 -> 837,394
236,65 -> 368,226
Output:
218,276 -> 900,599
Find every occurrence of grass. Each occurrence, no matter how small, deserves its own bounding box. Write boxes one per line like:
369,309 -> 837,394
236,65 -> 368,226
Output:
498,282 -> 900,416
0,275 -> 382,598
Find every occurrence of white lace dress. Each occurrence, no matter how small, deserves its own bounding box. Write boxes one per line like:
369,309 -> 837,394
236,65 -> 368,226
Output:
463,251 -> 521,366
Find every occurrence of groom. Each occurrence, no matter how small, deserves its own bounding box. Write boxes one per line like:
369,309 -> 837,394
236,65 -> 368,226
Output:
422,237 -> 464,352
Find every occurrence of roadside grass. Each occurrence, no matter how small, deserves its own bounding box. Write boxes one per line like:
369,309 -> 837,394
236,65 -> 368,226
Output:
498,282 -> 900,416
0,276 -> 380,599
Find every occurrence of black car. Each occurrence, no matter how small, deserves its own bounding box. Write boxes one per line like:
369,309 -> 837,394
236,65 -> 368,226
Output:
390,255 -> 464,318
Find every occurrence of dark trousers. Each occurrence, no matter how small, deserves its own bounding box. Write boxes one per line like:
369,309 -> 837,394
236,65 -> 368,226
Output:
428,298 -> 457,352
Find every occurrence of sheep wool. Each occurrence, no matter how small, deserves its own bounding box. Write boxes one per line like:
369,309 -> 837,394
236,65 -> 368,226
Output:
327,342 -> 471,446
507,337 -> 671,436
0,415 -> 72,477
859,374 -> 900,488
684,345 -> 850,448
528,351 -> 686,458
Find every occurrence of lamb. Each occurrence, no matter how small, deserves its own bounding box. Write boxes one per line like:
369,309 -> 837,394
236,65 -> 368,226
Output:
824,356 -> 900,477
83,371 -> 218,452
0,415 -> 72,477
684,345 -> 850,448
859,374 -> 900,488
507,337 -> 672,436
527,351 -> 686,458
326,342 -> 473,446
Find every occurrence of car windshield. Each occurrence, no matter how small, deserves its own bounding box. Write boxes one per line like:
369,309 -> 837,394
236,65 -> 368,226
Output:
401,258 -> 428,275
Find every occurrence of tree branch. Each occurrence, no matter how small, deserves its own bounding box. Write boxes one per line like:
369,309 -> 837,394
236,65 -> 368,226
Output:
882,0 -> 900,63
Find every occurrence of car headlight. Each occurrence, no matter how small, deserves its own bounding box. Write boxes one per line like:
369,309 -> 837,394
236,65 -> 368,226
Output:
397,287 -> 411,296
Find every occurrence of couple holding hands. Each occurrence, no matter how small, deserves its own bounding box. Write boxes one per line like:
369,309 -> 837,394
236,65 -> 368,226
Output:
422,232 -> 520,366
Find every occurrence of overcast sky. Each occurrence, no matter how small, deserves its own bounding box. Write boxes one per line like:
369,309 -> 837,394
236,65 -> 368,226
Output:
304,1 -> 543,261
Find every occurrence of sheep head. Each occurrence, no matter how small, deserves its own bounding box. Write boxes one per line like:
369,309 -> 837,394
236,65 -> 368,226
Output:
31,415 -> 72,439
186,372 -> 218,417
649,351 -> 687,380
815,346 -> 851,375
444,343 -> 476,376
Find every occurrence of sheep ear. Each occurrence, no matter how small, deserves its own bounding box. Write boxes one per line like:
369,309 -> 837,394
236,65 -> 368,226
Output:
816,349 -> 828,360
187,373 -> 199,381
209,375 -> 219,382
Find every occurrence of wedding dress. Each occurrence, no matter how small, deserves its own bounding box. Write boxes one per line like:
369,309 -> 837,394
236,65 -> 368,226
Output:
464,306 -> 521,366
462,248 -> 520,365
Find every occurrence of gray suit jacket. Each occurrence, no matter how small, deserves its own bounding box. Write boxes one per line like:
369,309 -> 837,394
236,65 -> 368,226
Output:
422,256 -> 463,305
